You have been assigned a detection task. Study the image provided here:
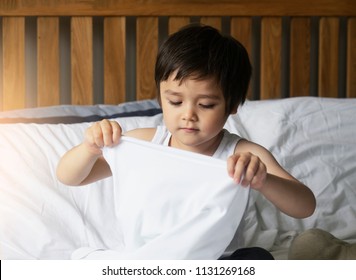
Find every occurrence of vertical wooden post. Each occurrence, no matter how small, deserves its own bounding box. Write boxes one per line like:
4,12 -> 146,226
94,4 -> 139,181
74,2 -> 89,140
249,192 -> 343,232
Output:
2,17 -> 26,110
136,17 -> 158,100
260,17 -> 282,99
104,17 -> 126,104
37,17 -> 60,106
71,17 -> 93,105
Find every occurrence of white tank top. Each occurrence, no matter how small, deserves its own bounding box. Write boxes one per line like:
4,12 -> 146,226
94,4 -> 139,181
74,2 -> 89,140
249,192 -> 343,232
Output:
151,126 -> 247,255
151,126 -> 241,158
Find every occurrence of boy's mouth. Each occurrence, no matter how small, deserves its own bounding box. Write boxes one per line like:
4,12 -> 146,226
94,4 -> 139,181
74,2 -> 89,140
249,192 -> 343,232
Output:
180,127 -> 199,133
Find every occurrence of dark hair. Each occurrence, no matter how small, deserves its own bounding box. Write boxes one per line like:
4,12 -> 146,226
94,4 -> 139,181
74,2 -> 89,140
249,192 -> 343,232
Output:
155,23 -> 252,113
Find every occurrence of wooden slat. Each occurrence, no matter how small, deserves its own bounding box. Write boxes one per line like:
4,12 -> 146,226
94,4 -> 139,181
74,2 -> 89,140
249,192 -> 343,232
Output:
290,17 -> 311,97
0,0 -> 354,17
168,17 -> 190,34
318,17 -> 339,97
37,17 -> 60,106
230,17 -> 253,99
347,17 -> 356,98
71,17 -> 93,105
260,17 -> 282,99
136,17 -> 158,100
2,17 -> 26,110
104,17 -> 126,104
230,17 -> 252,57
200,17 -> 221,30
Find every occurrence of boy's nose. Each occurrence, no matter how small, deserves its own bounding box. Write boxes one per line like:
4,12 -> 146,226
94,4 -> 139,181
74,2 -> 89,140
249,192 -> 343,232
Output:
182,106 -> 197,121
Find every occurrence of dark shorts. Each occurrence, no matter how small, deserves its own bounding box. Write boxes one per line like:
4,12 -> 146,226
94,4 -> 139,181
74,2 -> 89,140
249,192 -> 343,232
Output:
220,247 -> 274,260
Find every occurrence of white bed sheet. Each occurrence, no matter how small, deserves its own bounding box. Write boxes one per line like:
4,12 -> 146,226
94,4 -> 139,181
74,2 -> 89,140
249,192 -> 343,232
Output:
225,97 -> 356,257
1,97 -> 355,259
70,137 -> 249,260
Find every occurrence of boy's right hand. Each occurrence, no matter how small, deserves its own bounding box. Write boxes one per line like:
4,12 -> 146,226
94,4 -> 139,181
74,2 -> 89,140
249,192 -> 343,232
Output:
84,119 -> 122,155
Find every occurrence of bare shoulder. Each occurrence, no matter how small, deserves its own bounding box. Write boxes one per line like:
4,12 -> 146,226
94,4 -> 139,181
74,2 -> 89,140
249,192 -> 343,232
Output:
124,127 -> 156,142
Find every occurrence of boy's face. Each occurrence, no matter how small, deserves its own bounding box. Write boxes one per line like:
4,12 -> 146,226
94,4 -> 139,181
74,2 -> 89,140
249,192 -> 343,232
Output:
160,73 -> 233,155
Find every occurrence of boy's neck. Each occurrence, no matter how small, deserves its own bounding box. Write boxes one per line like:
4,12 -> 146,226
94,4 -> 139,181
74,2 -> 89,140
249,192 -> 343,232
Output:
169,130 -> 224,156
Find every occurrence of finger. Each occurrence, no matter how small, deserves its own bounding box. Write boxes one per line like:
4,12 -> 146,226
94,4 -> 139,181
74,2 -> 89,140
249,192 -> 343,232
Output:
100,120 -> 115,146
241,155 -> 260,186
233,154 -> 251,184
250,161 -> 267,189
227,154 -> 239,177
111,121 -> 122,146
91,122 -> 105,148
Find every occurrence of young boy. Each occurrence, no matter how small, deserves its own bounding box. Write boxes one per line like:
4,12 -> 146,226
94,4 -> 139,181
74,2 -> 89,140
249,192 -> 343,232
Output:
57,24 -> 316,259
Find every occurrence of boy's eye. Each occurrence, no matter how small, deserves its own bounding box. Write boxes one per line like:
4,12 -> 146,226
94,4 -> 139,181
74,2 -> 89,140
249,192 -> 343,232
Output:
199,104 -> 215,109
168,100 -> 182,106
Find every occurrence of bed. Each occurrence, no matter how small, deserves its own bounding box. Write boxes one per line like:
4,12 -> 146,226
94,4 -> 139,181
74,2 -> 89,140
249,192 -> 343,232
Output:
0,0 -> 355,260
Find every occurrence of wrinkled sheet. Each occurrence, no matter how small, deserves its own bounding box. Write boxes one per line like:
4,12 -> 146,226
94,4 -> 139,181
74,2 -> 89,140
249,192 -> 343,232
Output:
1,97 -> 356,260
71,137 -> 249,259
224,97 -> 356,258
0,115 -> 162,259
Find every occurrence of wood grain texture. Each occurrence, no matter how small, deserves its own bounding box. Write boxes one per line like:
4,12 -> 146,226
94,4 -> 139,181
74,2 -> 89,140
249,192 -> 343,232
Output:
290,17 -> 311,97
0,0 -> 354,16
37,17 -> 60,106
260,17 -> 282,99
0,1 -> 353,112
71,17 -> 93,105
347,17 -> 356,98
318,17 -> 339,97
168,17 -> 190,34
2,17 -> 26,110
200,17 -> 221,30
230,17 -> 253,99
136,17 -> 158,100
104,17 -> 126,104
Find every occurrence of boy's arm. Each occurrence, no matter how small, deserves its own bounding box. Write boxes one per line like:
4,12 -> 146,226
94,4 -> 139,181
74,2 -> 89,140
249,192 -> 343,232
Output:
56,119 -> 121,186
56,120 -> 156,186
56,144 -> 112,186
258,172 -> 315,219
228,139 -> 316,219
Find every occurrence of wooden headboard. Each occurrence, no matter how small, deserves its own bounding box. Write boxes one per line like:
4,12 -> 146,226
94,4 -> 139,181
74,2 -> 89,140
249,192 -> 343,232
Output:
0,0 -> 355,111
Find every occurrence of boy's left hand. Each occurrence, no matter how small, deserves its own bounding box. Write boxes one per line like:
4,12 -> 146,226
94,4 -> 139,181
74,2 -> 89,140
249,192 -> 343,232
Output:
227,152 -> 267,190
